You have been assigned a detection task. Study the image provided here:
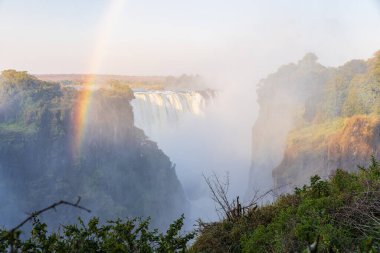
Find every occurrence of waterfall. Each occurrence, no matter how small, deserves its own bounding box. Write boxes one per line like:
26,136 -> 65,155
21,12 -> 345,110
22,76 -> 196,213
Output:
131,88 -> 253,223
131,90 -> 216,135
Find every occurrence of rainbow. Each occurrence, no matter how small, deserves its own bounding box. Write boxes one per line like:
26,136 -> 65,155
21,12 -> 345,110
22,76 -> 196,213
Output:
72,0 -> 126,158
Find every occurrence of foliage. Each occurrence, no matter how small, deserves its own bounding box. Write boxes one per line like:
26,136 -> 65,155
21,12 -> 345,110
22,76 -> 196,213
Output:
298,53 -> 379,121
101,80 -> 135,99
286,117 -> 345,150
192,50 -> 380,252
0,70 -> 187,230
191,158 -> 380,252
0,215 -> 194,252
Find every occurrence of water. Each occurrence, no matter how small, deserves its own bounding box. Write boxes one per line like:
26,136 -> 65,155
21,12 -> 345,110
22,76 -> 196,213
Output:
131,88 -> 255,223
132,90 -> 216,139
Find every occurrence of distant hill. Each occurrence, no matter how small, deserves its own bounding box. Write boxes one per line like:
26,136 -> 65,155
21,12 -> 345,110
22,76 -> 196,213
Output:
36,74 -> 205,90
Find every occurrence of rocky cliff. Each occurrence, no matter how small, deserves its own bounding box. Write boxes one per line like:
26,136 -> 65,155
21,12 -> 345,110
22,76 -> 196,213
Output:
250,50 -> 380,192
0,70 -> 187,229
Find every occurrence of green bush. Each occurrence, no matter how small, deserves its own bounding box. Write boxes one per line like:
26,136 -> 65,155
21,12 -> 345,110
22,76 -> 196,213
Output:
192,158 -> 380,252
0,215 -> 194,252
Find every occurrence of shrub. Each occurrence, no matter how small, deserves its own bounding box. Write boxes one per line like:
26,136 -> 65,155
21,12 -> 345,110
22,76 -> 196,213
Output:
0,215 -> 194,253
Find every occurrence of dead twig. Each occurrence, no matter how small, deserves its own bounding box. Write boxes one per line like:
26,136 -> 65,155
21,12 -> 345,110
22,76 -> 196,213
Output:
9,196 -> 91,234
203,172 -> 277,221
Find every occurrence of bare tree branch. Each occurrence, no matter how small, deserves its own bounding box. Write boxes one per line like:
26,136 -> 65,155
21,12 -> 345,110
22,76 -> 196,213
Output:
204,172 -> 267,221
203,171 -> 292,222
334,189 -> 380,237
9,196 -> 91,234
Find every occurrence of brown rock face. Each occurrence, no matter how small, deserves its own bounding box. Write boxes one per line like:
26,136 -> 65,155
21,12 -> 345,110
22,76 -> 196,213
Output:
273,115 -> 380,192
328,116 -> 380,169
250,50 -> 380,194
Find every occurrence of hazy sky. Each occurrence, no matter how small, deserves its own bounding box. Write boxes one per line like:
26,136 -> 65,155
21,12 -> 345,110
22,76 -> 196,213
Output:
0,0 -> 380,78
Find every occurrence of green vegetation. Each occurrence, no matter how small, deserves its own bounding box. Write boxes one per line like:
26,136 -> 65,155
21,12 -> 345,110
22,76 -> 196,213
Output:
0,70 -> 187,230
314,52 -> 380,120
287,117 -> 345,151
0,69 -> 61,131
2,158 -> 379,252
0,215 -> 194,252
191,158 -> 380,252
251,49 -> 380,191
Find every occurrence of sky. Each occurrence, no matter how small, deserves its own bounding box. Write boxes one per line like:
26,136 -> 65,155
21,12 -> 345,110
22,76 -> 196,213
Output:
0,0 -> 380,79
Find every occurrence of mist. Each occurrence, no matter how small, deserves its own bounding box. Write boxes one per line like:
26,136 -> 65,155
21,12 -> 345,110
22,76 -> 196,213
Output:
131,77 -> 257,221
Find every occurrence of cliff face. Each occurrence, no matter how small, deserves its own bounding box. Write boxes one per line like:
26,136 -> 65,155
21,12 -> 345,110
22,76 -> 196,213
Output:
250,50 -> 380,192
274,115 -> 380,190
249,54 -> 332,191
0,70 -> 186,229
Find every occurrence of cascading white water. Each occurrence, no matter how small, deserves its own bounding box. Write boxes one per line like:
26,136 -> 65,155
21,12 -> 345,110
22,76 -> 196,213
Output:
131,90 -> 216,137
131,87 -> 254,224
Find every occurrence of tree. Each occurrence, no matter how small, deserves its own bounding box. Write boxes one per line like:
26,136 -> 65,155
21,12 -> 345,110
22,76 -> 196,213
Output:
0,198 -> 194,252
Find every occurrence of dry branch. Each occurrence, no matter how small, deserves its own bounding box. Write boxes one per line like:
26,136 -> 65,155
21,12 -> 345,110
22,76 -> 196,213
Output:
203,172 -> 266,221
9,196 -> 91,234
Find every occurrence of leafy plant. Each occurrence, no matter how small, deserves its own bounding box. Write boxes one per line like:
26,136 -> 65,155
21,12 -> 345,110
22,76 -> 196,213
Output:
0,215 -> 194,252
192,158 -> 380,252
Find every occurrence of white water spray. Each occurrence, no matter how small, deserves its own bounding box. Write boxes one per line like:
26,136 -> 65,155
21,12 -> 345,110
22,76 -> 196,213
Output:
131,90 -> 216,137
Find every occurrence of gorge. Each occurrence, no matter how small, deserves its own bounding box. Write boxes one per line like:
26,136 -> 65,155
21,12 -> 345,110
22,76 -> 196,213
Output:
3,49 -> 380,232
36,74 -> 255,223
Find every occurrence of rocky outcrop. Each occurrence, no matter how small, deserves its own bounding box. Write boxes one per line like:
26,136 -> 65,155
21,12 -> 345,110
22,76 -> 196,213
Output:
250,50 -> 380,193
0,70 -> 187,229
249,54 -> 332,192
274,115 -> 380,191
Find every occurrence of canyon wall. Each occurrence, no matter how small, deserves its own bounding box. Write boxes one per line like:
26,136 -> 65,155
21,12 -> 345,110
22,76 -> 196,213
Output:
0,70 -> 187,229
250,50 -> 380,193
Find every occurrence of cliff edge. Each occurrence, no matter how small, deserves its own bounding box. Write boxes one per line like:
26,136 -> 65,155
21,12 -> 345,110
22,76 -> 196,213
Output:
250,50 -> 380,192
